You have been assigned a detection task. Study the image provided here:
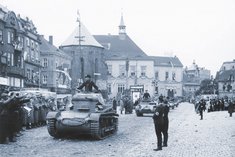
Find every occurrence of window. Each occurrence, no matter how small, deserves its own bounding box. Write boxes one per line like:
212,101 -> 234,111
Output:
43,58 -> 48,67
141,66 -> 146,76
118,84 -> 125,93
7,53 -> 11,66
7,32 -> 11,44
107,65 -> 112,75
43,75 -> 47,84
107,84 -> 111,94
165,72 -> 169,80
155,86 -> 158,94
26,38 -> 29,46
172,72 -> 176,80
26,69 -> 31,80
130,65 -> 136,76
155,71 -> 159,80
119,65 -> 125,76
0,30 -> 3,42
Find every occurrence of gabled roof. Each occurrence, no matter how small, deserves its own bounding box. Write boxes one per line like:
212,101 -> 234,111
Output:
39,36 -> 71,58
94,35 -> 148,59
61,22 -> 103,48
151,56 -> 183,67
216,69 -> 235,82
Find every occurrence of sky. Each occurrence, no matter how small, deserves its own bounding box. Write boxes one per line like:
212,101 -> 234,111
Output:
1,0 -> 235,76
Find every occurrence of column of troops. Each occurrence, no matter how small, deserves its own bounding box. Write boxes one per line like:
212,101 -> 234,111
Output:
0,90 -> 57,144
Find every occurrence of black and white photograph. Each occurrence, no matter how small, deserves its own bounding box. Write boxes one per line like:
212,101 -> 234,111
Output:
0,0 -> 235,157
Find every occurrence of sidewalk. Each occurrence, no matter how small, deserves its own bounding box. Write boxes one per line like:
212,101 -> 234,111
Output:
126,102 -> 235,157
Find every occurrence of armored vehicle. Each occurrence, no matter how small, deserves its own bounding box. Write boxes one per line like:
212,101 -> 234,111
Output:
135,98 -> 157,116
46,92 -> 118,140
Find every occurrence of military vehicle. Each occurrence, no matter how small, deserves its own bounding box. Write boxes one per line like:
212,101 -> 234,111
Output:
135,98 -> 157,116
46,92 -> 118,140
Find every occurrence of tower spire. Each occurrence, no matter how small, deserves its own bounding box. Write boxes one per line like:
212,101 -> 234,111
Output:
119,12 -> 126,40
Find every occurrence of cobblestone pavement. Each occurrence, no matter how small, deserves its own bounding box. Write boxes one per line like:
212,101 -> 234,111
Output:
0,102 -> 234,157
126,102 -> 235,157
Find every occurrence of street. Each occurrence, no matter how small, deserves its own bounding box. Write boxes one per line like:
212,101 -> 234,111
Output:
0,102 -> 234,157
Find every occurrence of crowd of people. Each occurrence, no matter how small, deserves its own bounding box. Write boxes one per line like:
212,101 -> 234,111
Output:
0,89 -> 57,144
194,97 -> 235,120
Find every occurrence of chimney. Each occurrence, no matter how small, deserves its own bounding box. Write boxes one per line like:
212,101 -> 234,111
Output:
49,36 -> 53,45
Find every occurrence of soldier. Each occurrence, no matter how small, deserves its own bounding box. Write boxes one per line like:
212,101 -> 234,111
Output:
228,99 -> 234,117
77,75 -> 99,92
162,99 -> 170,147
198,99 -> 206,120
0,91 -> 10,144
112,97 -> 117,113
152,97 -> 165,151
143,90 -> 150,99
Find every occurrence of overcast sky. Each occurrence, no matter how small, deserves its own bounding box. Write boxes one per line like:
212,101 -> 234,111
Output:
1,0 -> 235,76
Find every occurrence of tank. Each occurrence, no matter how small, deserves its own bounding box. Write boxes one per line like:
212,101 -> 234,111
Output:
46,92 -> 119,140
135,98 -> 157,116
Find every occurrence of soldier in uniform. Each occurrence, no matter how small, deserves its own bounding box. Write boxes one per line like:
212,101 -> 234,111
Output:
162,98 -> 170,147
0,91 -> 9,144
77,75 -> 99,92
198,99 -> 206,120
152,97 -> 165,151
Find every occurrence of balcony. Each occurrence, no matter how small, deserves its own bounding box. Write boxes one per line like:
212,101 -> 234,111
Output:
6,66 -> 24,76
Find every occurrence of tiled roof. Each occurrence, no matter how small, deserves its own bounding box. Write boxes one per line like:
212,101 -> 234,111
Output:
94,35 -> 148,59
151,56 -> 183,67
39,36 -> 70,58
61,22 -> 103,48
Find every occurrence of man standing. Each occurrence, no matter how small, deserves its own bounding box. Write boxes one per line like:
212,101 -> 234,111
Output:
152,99 -> 164,151
112,97 -> 117,113
198,99 -> 206,120
228,99 -> 234,117
77,75 -> 99,92
143,90 -> 150,99
162,99 -> 170,147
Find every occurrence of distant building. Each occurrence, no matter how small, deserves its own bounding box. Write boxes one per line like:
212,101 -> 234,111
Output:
60,20 -> 107,94
152,56 -> 184,98
183,61 -> 211,99
94,15 -> 184,99
94,14 -> 156,100
216,59 -> 235,98
40,35 -> 72,94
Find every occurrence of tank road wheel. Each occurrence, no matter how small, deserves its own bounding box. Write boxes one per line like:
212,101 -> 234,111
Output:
111,117 -> 118,134
47,119 -> 60,138
90,122 -> 103,140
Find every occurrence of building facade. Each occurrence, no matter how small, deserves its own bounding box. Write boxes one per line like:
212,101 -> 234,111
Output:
0,7 -> 25,90
216,59 -> 235,98
94,15 -> 184,100
153,56 -> 183,98
183,61 -> 211,99
40,35 -> 72,94
0,5 -> 41,90
59,19 -> 107,94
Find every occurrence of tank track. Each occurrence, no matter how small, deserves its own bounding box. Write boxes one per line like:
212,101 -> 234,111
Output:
47,119 -> 60,138
90,115 -> 118,140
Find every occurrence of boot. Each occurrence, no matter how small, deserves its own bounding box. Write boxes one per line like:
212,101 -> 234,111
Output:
153,147 -> 162,151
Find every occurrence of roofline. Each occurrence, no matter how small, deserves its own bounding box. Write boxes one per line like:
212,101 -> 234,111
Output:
59,44 -> 104,49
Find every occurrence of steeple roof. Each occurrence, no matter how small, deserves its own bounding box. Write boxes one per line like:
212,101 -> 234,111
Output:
61,22 -> 103,48
119,14 -> 125,26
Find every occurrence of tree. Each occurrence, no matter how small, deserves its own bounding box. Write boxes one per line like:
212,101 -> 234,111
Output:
195,79 -> 218,96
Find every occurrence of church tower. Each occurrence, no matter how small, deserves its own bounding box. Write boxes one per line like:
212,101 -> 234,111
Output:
119,13 -> 126,40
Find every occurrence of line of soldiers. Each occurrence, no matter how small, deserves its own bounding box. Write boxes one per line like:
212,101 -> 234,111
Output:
0,90 -> 57,144
152,96 -> 170,151
0,90 -> 30,144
